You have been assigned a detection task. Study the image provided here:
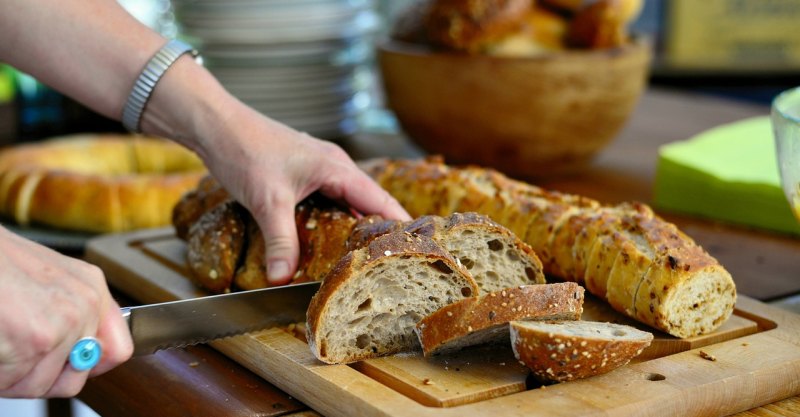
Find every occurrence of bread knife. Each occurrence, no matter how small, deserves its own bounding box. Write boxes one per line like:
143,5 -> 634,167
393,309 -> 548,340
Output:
69,281 -> 321,370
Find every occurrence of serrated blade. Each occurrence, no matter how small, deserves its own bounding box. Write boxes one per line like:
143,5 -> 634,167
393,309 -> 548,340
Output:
122,281 -> 321,356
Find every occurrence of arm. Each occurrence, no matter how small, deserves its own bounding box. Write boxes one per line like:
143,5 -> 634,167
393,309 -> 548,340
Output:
0,0 -> 409,397
0,0 -> 409,281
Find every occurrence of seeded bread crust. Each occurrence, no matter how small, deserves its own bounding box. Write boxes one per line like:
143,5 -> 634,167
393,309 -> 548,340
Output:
172,174 -> 231,241
364,157 -> 737,338
306,232 -> 480,364
415,282 -> 584,356
185,200 -> 246,294
348,212 -> 545,293
510,320 -> 653,383
176,186 -> 359,294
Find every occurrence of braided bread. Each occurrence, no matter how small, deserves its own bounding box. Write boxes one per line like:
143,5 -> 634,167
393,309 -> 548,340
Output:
365,157 -> 737,338
173,176 -> 542,295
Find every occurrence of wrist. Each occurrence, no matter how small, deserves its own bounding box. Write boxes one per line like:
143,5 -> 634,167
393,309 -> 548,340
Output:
121,39 -> 202,133
137,55 -> 239,160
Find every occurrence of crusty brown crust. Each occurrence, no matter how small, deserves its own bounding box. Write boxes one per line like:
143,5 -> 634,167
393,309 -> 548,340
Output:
186,201 -> 247,294
172,175 -> 231,240
294,197 -> 359,283
566,0 -> 628,49
510,320 -> 653,382
306,231 -> 479,363
423,0 -> 531,53
346,215 -> 404,251
416,282 -> 584,356
346,211 -> 546,291
366,157 -> 737,338
0,134 -> 206,233
181,193 -> 358,293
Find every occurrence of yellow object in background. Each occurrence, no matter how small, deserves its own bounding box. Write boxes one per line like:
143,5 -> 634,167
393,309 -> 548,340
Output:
0,65 -> 15,103
665,0 -> 800,71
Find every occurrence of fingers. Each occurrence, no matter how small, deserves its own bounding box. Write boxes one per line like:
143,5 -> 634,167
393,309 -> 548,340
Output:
318,163 -> 411,222
0,230 -> 131,398
0,342 -> 86,398
343,172 -> 411,221
251,191 -> 300,286
89,295 -> 133,377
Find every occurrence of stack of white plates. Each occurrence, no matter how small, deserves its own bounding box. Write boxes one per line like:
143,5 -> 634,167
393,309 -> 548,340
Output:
172,0 -> 380,139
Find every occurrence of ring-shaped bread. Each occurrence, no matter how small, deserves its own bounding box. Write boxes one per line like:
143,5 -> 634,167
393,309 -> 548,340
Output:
0,133 -> 206,233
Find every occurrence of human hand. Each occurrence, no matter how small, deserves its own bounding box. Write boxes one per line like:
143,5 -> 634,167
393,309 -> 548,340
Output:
191,103 -> 411,286
0,228 -> 133,398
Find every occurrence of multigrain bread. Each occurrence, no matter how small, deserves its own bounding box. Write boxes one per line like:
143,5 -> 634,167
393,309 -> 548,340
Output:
510,320 -> 653,382
174,174 -> 545,295
175,190 -> 359,293
306,232 -> 480,364
364,157 -> 737,338
350,212 -> 546,293
172,174 -> 231,240
185,201 -> 246,294
415,282 -> 584,356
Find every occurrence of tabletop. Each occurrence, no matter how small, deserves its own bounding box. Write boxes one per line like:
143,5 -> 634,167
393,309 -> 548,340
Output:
79,87 -> 800,417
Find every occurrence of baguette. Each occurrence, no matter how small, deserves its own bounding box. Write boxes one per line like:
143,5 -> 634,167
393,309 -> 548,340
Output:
510,320 -> 653,382
415,282 -> 584,356
365,157 -> 736,338
306,232 -> 479,364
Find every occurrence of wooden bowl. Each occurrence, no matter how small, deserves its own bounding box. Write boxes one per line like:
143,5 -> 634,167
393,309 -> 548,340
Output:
377,39 -> 651,178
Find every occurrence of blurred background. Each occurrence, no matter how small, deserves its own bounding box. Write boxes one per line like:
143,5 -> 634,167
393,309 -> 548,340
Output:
1,0 -> 799,147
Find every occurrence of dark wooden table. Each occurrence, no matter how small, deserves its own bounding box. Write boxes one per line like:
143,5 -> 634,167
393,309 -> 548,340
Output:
79,87 -> 800,417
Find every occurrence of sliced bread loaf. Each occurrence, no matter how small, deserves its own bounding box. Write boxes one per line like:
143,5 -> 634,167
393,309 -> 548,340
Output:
510,320 -> 653,383
306,231 -> 479,364
366,157 -> 737,338
348,212 -> 546,293
415,282 -> 585,356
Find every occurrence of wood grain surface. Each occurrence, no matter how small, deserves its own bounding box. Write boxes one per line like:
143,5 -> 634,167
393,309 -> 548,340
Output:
83,228 -> 800,417
78,88 -> 800,416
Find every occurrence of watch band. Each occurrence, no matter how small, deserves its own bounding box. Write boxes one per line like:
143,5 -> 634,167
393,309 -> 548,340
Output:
121,39 -> 202,133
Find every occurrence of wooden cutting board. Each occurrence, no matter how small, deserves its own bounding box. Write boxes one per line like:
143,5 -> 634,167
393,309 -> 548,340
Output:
86,228 -> 800,417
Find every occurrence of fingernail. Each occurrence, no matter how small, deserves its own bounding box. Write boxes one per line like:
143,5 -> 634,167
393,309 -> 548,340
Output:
267,260 -> 290,281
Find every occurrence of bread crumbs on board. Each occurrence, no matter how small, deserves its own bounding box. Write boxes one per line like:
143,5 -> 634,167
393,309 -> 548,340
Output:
699,350 -> 717,361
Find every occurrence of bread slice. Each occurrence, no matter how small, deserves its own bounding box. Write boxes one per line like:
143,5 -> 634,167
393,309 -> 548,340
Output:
633,249 -> 737,339
405,212 -> 546,293
306,232 -> 479,364
348,212 -> 546,293
415,282 -> 585,356
510,320 -> 653,383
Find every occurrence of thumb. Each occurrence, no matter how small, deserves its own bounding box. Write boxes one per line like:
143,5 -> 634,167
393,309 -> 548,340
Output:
254,195 -> 300,286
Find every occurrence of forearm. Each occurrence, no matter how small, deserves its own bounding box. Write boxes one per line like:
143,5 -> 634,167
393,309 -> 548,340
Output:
0,0 -> 245,158
0,0 -> 164,120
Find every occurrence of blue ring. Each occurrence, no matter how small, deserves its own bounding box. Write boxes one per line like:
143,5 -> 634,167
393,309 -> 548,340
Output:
69,337 -> 102,371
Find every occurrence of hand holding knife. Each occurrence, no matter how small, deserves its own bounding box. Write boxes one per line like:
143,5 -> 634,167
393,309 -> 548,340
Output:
69,281 -> 321,371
